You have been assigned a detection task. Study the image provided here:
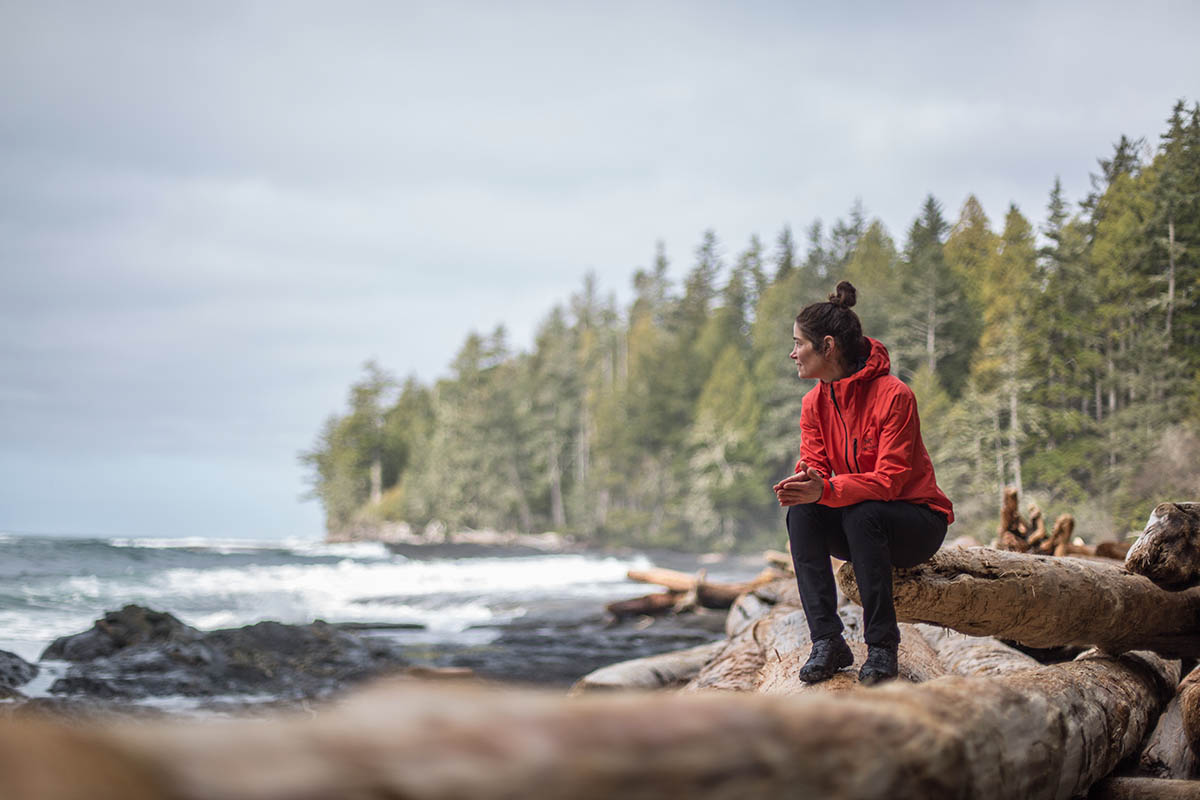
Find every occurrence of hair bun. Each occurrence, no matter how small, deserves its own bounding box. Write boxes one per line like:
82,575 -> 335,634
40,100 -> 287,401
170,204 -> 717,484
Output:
828,280 -> 858,309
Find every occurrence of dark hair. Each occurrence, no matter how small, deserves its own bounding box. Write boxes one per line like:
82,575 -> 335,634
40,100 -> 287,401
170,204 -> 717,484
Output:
795,280 -> 868,366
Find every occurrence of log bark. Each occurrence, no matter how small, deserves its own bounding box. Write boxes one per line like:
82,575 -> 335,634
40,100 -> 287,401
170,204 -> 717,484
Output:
1091,777 -> 1200,800
1180,664 -> 1200,758
1126,502 -> 1200,590
915,624 -> 1040,677
1139,695 -> 1200,780
571,641 -> 726,693
835,547 -> 1200,657
0,651 -> 1176,800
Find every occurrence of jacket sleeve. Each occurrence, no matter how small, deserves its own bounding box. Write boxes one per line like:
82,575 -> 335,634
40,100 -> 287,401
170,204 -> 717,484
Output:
819,388 -> 917,506
796,393 -> 834,477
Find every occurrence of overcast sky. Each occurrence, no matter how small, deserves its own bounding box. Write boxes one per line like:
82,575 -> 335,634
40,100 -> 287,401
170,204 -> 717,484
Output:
2,1 -> 1197,540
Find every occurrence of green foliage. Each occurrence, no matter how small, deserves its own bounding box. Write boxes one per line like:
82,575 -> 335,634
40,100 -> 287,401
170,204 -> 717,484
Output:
302,100 -> 1200,547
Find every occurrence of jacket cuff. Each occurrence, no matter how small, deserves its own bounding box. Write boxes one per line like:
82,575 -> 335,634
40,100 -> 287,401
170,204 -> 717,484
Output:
819,476 -> 833,503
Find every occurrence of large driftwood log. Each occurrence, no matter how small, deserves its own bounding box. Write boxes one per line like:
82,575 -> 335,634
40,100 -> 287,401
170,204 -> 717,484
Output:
0,651 -> 1176,800
571,641 -> 726,693
1127,502 -> 1200,590
915,624 -> 1040,677
752,607 -> 946,695
836,547 -> 1200,657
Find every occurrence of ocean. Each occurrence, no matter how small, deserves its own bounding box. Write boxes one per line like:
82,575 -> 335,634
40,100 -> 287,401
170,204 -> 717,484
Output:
0,533 -> 759,705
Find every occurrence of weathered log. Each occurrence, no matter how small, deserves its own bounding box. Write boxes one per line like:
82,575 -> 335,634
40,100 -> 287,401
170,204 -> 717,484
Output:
626,567 -> 695,593
0,651 -> 1176,800
1127,502 -> 1200,590
836,547 -> 1200,657
605,591 -> 679,619
696,567 -> 789,609
690,602 -> 945,695
754,612 -> 946,695
998,487 -> 1031,552
1180,664 -> 1200,758
1090,777 -> 1200,800
1139,695 -> 1200,780
571,641 -> 726,693
626,567 -> 780,610
1095,540 -> 1133,560
763,549 -> 793,572
915,624 -> 1040,677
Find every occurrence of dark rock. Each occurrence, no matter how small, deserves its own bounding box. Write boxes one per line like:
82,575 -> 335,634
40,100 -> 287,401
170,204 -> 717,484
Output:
42,605 -> 199,661
0,650 -> 38,691
47,608 -> 409,702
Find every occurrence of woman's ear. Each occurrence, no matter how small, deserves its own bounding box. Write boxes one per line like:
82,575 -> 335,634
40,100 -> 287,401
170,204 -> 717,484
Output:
823,336 -> 836,357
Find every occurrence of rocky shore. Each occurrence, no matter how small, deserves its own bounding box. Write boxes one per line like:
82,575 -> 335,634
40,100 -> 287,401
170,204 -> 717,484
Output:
0,597 -> 727,719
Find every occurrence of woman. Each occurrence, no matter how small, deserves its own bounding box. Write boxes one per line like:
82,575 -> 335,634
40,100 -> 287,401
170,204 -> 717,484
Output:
772,281 -> 953,685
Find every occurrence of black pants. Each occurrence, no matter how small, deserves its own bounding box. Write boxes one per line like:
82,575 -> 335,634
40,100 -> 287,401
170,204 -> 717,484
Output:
786,500 -> 947,647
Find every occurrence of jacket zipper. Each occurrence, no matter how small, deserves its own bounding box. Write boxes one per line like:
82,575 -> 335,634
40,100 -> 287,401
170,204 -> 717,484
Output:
829,383 -> 857,474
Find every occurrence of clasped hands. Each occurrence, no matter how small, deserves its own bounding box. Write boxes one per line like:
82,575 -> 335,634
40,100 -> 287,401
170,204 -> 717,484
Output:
773,462 -> 824,506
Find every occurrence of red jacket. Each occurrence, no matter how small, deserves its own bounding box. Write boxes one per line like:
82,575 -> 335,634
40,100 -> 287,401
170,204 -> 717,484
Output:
795,337 -> 954,523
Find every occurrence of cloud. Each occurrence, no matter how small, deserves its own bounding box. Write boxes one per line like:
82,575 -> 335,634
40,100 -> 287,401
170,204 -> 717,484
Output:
1,0 -> 1197,536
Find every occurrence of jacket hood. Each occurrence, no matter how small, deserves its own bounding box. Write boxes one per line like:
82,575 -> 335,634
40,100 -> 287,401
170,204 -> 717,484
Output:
834,337 -> 890,386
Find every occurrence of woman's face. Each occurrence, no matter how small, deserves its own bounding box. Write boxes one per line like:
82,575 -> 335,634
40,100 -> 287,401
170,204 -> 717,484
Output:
791,323 -> 837,382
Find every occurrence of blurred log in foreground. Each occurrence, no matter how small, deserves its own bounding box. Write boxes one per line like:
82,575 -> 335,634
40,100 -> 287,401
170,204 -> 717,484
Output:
0,649 -> 1176,800
836,547 -> 1200,658
1090,777 -> 1200,800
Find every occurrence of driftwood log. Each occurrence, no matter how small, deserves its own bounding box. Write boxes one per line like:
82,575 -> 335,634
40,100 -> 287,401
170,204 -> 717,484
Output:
0,650 -> 1176,800
1139,694 -> 1200,780
571,641 -> 726,693
915,624 -> 1040,677
626,567 -> 785,609
998,487 -> 1031,551
1180,664 -> 1200,758
604,591 -> 680,618
1091,777 -> 1200,799
836,547 -> 1200,657
1127,502 -> 1200,590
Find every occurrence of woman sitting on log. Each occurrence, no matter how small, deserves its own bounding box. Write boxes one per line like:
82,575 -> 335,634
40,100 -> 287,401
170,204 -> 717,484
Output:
772,281 -> 954,685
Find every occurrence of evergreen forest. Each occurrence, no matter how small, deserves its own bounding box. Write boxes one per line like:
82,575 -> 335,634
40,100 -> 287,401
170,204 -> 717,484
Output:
301,101 -> 1200,550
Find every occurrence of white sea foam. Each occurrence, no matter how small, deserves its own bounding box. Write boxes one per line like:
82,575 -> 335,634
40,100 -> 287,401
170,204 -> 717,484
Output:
1,552 -> 655,648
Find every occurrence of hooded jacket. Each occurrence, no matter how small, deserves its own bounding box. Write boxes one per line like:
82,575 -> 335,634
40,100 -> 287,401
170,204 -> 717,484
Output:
795,337 -> 954,523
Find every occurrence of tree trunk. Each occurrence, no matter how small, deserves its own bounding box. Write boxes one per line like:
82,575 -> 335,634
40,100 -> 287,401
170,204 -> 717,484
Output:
1009,384 -> 1023,497
369,456 -> 382,505
836,547 -> 1200,657
3,652 -> 1175,800
548,438 -> 566,529
1167,216 -> 1176,342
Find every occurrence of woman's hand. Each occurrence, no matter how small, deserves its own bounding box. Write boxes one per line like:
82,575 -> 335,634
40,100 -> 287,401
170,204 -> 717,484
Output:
773,467 -> 825,506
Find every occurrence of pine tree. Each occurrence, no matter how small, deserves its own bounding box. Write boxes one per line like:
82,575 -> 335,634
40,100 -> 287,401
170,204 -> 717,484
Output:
894,195 -> 976,396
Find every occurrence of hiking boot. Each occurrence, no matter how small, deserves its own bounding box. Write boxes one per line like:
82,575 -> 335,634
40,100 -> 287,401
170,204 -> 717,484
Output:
798,635 -> 854,683
858,644 -> 899,685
